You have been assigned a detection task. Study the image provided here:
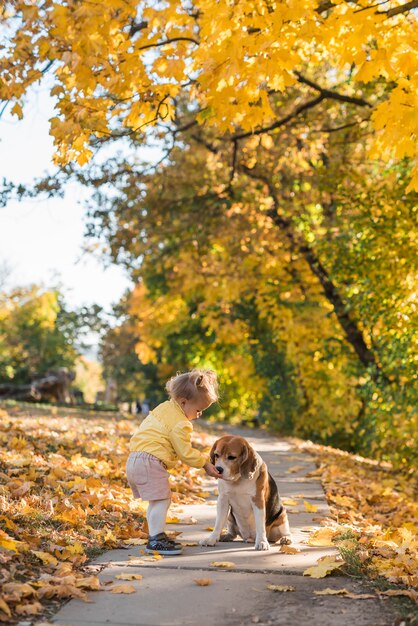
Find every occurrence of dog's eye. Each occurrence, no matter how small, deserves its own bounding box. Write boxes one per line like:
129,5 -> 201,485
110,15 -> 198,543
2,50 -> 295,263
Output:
227,455 -> 236,460
213,453 -> 219,458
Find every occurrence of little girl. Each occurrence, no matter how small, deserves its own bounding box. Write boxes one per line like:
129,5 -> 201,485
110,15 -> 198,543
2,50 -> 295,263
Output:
126,369 -> 221,555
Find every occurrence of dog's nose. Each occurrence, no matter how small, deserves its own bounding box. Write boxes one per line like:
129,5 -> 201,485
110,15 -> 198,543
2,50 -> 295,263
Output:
215,466 -> 224,474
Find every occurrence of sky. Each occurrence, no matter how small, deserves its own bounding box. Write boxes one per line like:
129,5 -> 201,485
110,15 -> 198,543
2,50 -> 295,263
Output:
0,84 -> 144,314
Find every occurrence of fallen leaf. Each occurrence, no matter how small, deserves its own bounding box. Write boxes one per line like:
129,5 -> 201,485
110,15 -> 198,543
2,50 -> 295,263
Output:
380,589 -> 418,602
303,555 -> 345,578
75,576 -> 101,590
267,584 -> 295,592
14,601 -> 43,615
32,551 -> 59,566
314,588 -> 350,596
304,500 -> 318,513
308,528 -> 338,546
282,498 -> 299,506
287,466 -> 305,473
0,534 -> 26,553
280,545 -> 300,554
110,584 -> 136,594
115,574 -> 143,581
210,561 -> 236,568
194,578 -> 212,586
122,538 -> 147,545
343,593 -> 376,599
0,598 -> 11,617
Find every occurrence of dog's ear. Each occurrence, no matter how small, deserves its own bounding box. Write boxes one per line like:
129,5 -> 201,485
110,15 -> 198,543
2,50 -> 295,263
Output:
240,442 -> 258,479
209,439 -> 219,465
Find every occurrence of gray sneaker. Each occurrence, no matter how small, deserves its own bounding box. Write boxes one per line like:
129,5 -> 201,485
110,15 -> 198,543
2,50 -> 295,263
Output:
145,533 -> 183,555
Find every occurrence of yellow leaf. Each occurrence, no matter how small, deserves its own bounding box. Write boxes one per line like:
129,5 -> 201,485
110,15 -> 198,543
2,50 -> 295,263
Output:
64,541 -> 85,555
15,601 -> 42,615
76,576 -> 101,590
2,582 -> 36,599
282,498 -> 299,506
194,578 -> 213,586
210,561 -> 236,568
116,574 -> 143,581
33,550 -> 59,566
123,538 -> 147,545
314,588 -> 350,596
166,517 -> 181,524
280,545 -> 300,554
110,584 -> 136,594
267,584 -> 295,592
303,556 -> 345,578
0,599 -> 11,617
0,535 -> 23,553
308,528 -> 337,546
11,102 -> 23,119
380,589 -> 418,602
304,501 -> 318,513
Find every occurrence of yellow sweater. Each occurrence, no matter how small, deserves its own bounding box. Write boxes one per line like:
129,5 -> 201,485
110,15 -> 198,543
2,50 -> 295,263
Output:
129,399 -> 208,469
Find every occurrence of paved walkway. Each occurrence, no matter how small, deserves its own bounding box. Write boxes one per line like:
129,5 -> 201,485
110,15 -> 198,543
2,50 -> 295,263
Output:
51,425 -> 395,626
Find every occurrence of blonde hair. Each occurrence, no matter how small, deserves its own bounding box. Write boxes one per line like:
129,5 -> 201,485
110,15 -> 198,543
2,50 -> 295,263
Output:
166,369 -> 219,404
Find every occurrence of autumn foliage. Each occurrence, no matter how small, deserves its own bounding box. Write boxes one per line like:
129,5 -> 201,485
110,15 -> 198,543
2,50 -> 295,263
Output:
0,3 -> 416,477
0,405 -> 211,622
1,0 -> 418,191
295,439 -> 418,590
0,406 -> 417,623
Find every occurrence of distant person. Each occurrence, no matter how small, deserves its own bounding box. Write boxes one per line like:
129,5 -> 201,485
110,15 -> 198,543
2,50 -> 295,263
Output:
135,399 -> 142,415
126,370 -> 221,555
141,398 -> 150,416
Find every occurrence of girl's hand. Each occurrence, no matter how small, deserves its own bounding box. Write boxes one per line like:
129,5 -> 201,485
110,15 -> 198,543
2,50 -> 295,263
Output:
203,462 -> 222,478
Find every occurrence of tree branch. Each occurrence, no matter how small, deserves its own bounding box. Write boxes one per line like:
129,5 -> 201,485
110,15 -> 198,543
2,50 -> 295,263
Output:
383,0 -> 418,16
136,37 -> 199,51
240,165 -> 386,378
231,95 -> 325,141
294,72 -> 372,107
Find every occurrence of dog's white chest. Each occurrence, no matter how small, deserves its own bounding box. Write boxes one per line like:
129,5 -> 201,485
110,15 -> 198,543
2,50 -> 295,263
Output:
220,478 -> 258,540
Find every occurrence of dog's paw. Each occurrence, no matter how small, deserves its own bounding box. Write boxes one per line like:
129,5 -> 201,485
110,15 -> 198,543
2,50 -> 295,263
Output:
219,533 -> 236,542
199,535 -> 218,547
279,535 -> 292,545
255,538 -> 270,551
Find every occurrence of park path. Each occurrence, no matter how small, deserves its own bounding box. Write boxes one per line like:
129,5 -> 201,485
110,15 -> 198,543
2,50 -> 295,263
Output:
51,423 -> 395,626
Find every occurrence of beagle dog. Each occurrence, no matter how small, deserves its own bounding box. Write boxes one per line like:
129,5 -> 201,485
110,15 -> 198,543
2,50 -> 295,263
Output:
200,435 -> 292,551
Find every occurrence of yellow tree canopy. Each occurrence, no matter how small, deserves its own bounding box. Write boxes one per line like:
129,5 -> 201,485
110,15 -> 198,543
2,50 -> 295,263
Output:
1,0 -> 417,189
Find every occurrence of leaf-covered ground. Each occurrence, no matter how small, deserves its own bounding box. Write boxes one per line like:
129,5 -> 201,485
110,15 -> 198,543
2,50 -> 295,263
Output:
293,438 -> 417,601
0,404 -> 212,623
0,405 -> 417,624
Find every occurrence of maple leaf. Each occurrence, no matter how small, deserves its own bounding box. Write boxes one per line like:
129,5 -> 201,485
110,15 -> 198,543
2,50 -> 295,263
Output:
14,601 -> 43,615
115,574 -> 143,581
110,584 -> 136,594
314,588 -> 350,596
303,556 -> 345,578
194,578 -> 213,586
0,599 -> 11,618
308,528 -> 338,547
282,498 -> 299,506
280,545 -> 301,554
